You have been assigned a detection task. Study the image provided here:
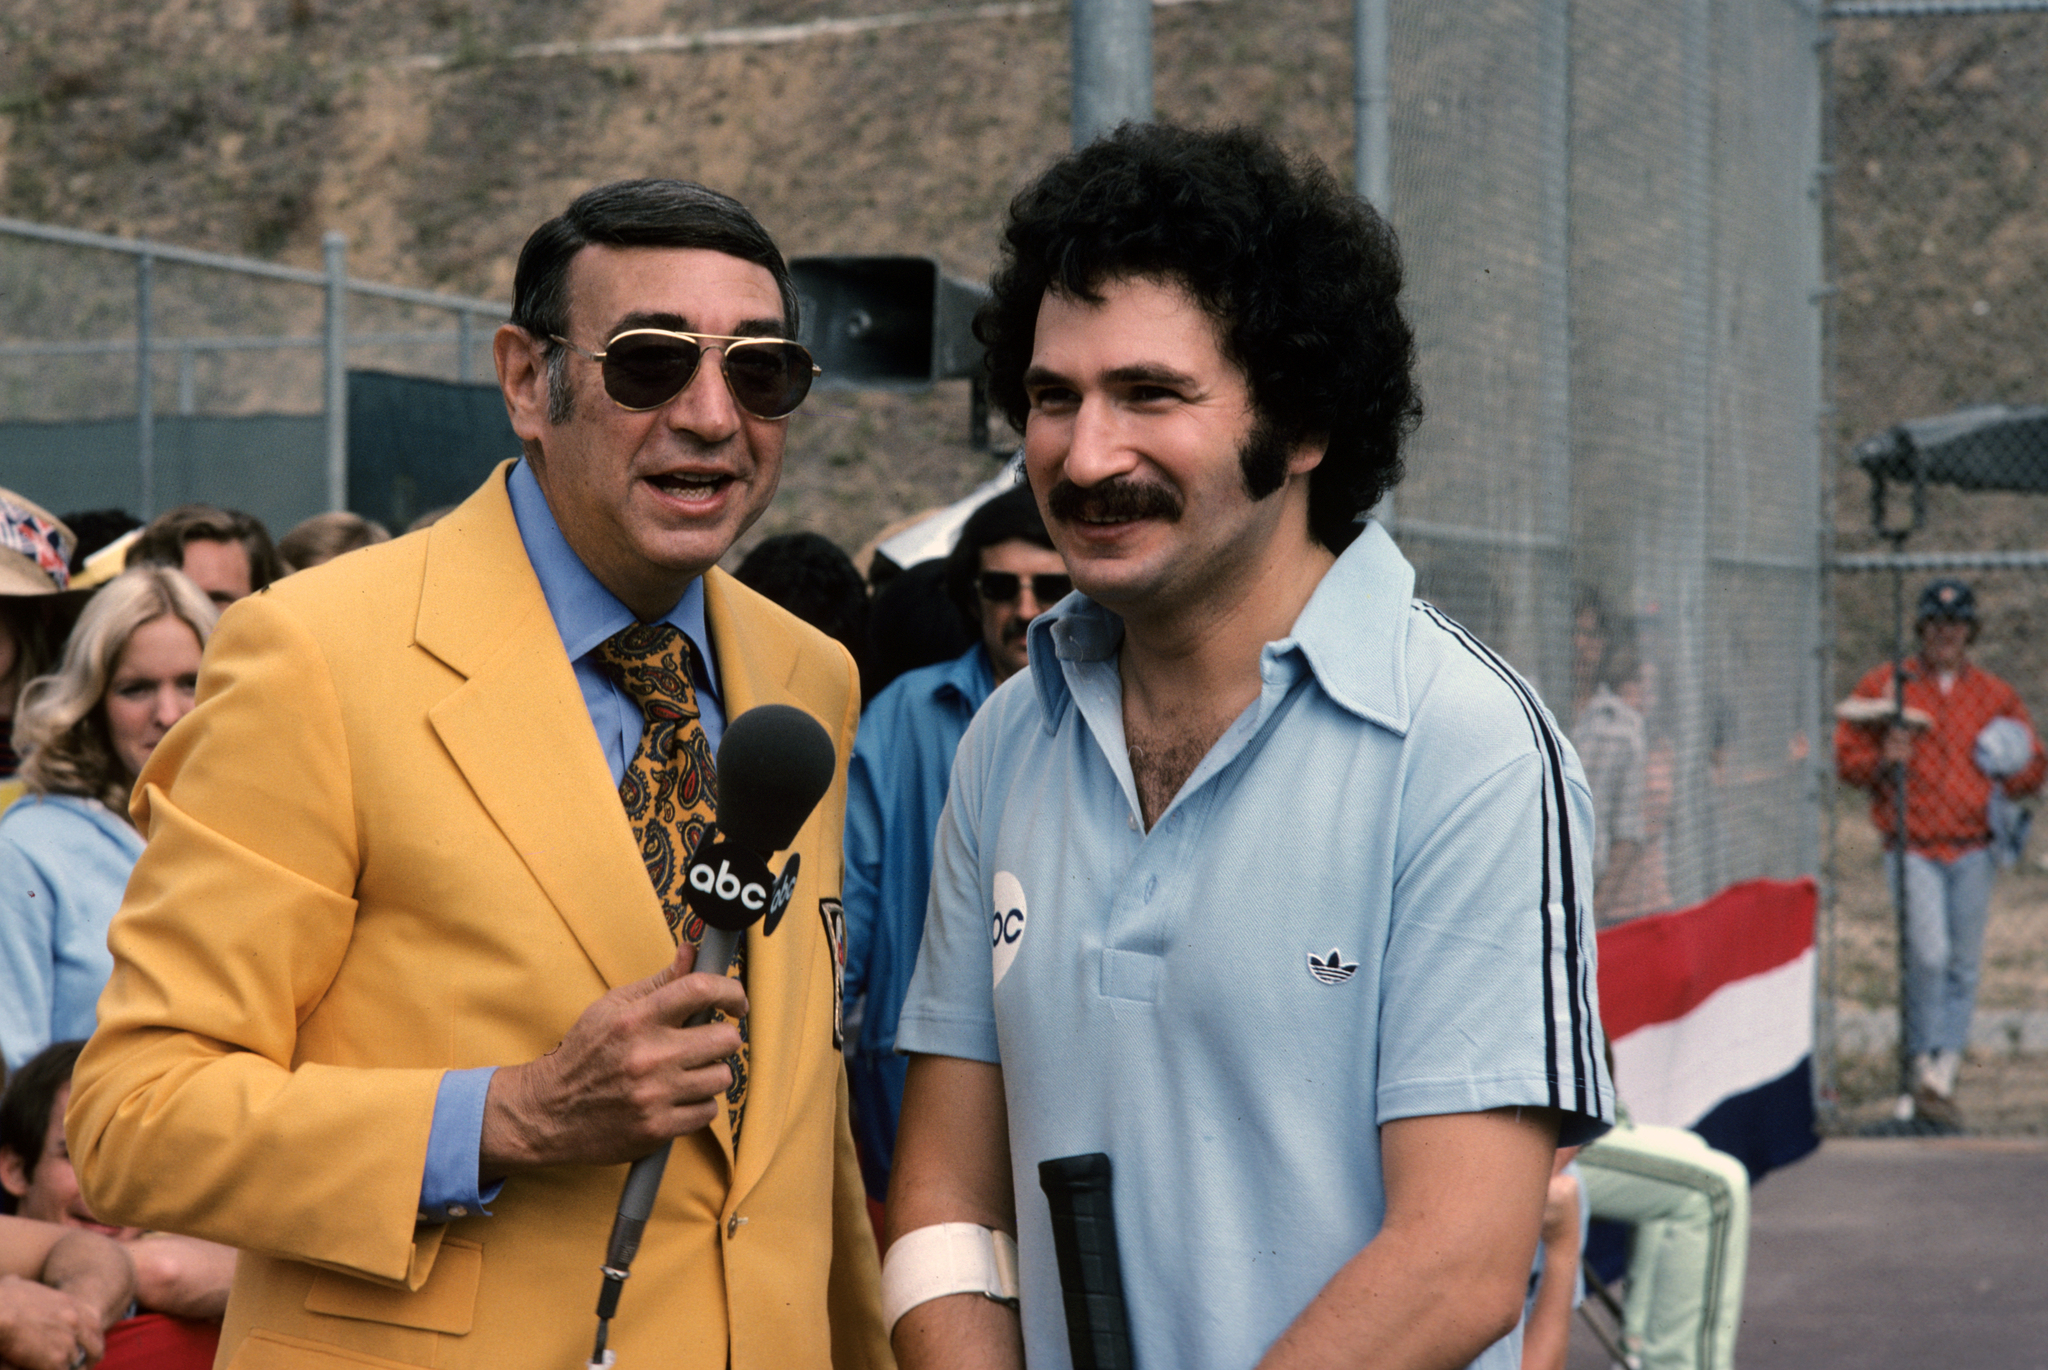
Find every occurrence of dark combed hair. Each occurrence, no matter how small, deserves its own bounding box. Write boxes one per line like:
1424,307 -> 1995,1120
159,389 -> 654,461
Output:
510,179 -> 799,355
734,532 -> 871,680
127,503 -> 282,592
978,123 -> 1423,551
0,1039 -> 83,1183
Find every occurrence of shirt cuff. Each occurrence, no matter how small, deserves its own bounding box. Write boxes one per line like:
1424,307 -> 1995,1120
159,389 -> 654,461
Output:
418,1067 -> 504,1222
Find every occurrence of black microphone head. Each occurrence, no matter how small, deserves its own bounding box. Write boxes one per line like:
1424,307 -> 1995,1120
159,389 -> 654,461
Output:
715,704 -> 837,854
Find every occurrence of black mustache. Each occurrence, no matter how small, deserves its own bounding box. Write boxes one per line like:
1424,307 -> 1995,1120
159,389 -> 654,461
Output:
1045,477 -> 1183,525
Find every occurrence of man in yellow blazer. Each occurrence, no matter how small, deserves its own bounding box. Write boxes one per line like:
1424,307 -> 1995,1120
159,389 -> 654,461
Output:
66,180 -> 893,1370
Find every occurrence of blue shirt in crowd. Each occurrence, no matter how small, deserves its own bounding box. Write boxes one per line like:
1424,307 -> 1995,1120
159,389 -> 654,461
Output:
841,640 -> 994,1197
0,793 -> 145,1071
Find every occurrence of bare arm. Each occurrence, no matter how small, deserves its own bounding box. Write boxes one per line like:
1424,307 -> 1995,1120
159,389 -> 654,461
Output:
1520,1155 -> 1583,1370
37,1230 -> 133,1332
884,1054 -> 1023,1370
122,1233 -> 235,1321
1594,838 -> 1643,913
1255,1107 -> 1562,1370
479,940 -> 749,1173
0,1219 -> 135,1370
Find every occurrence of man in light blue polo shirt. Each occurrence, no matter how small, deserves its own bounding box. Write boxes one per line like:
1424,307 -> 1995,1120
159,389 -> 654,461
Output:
884,124 -> 1613,1370
842,484 -> 1067,1202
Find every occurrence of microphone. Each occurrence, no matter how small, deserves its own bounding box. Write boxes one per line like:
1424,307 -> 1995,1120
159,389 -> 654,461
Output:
591,704 -> 837,1368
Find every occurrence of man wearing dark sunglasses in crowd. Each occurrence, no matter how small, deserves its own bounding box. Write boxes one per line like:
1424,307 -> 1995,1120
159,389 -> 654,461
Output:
884,125 -> 1612,1370
67,180 -> 889,1370
841,483 -> 1063,1210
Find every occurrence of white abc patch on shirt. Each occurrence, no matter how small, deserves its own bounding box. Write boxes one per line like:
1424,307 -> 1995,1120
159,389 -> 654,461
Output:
990,870 -> 1028,987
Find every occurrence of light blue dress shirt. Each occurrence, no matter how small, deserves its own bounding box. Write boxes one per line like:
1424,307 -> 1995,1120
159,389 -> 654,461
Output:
0,794 -> 146,1071
839,640 -> 994,1199
418,460 -> 725,1221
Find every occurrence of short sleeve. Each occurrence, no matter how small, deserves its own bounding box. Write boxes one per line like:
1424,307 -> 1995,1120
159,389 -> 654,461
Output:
892,720 -> 1000,1064
1378,748 -> 1612,1148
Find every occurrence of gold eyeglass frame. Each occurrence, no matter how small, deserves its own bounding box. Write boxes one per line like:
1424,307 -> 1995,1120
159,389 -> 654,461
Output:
550,327 -> 822,420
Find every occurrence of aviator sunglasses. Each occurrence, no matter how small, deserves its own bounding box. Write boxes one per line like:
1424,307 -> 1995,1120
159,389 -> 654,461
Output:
976,571 -> 1073,605
552,327 -> 821,421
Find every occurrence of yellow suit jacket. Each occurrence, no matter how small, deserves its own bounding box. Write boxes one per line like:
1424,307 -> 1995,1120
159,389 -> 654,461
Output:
68,468 -> 891,1370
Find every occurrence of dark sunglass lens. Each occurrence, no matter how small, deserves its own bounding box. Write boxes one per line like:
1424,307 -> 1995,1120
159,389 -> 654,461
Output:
978,572 -> 1021,602
1035,575 -> 1072,602
602,335 -> 700,409
724,342 -> 813,418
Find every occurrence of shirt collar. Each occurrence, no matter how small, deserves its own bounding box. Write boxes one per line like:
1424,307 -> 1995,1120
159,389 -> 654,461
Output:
1026,518 -> 1415,735
933,641 -> 997,704
505,459 -> 718,693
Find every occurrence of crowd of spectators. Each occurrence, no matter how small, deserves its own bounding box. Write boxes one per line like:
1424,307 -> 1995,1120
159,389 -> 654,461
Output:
0,489 -> 399,1365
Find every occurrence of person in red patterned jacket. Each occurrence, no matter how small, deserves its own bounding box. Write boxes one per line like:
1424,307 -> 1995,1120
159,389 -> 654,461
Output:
1836,578 -> 2046,1128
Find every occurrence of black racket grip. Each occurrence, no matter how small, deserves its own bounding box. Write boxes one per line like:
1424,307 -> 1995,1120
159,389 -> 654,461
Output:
1038,1152 -> 1135,1370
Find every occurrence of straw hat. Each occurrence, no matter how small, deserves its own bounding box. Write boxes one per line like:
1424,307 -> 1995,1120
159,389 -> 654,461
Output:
0,487 -> 77,598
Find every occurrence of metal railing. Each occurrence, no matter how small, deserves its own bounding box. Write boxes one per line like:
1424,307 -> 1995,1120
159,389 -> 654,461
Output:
0,217 -> 504,516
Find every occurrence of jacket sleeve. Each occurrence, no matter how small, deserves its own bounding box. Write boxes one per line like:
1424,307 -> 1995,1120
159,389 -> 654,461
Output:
65,594 -> 446,1289
1993,681 -> 2048,798
1835,664 -> 1893,791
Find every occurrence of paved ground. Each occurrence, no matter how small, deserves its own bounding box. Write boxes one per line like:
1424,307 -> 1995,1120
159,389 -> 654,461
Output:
1566,1136 -> 2048,1370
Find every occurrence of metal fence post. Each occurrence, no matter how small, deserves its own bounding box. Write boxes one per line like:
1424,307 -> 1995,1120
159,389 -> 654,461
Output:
458,310 -> 474,383
1071,0 -> 1151,147
136,253 -> 155,518
324,230 -> 349,513
1354,0 -> 1391,211
1356,0 -> 1394,530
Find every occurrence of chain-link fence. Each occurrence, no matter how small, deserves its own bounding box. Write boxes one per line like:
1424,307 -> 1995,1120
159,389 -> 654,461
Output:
1381,0 -> 1827,926
1824,2 -> 2048,1134
0,220 -> 502,534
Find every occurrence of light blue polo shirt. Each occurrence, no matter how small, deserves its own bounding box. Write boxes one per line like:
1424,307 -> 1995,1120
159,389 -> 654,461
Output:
895,520 -> 1613,1370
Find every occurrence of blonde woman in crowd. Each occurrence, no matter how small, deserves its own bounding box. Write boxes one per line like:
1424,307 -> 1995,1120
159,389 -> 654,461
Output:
0,567 -> 216,1070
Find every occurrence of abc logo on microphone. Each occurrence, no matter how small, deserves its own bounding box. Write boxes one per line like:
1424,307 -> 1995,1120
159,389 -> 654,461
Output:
684,838 -> 800,932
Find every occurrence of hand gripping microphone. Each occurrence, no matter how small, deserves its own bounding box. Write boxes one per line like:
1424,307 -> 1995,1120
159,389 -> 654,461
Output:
589,704 -> 837,1368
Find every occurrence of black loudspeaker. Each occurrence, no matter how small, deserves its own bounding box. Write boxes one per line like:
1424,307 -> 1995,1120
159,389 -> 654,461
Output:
790,256 -> 994,448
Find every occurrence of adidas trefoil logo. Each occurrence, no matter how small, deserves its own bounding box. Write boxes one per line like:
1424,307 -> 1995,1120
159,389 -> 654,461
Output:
1307,948 -> 1358,985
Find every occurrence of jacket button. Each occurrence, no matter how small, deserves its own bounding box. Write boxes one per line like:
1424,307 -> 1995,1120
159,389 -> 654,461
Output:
726,1214 -> 748,1239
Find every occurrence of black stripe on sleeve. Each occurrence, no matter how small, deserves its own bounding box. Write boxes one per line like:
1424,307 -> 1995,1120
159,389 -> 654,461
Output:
1414,601 -> 1603,1118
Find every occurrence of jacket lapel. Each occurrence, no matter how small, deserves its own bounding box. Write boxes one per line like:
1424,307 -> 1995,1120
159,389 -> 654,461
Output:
703,570 -> 821,1198
415,469 -> 677,995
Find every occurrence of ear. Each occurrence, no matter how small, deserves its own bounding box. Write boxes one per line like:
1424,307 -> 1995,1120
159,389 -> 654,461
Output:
495,324 -> 553,447
1287,435 -> 1328,478
0,1146 -> 29,1199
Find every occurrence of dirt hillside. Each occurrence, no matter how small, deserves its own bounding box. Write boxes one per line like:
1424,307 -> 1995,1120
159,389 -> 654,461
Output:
0,0 -> 1357,556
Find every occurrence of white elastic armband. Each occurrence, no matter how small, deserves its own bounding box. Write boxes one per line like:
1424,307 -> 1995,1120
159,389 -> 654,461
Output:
879,1222 -> 1021,1334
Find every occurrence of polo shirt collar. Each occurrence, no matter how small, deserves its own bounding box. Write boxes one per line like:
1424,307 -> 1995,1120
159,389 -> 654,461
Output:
1276,519 -> 1413,734
1026,517 -> 1414,736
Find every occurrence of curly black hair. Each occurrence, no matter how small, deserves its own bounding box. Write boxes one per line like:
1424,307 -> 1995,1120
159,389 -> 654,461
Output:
977,123 -> 1422,551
